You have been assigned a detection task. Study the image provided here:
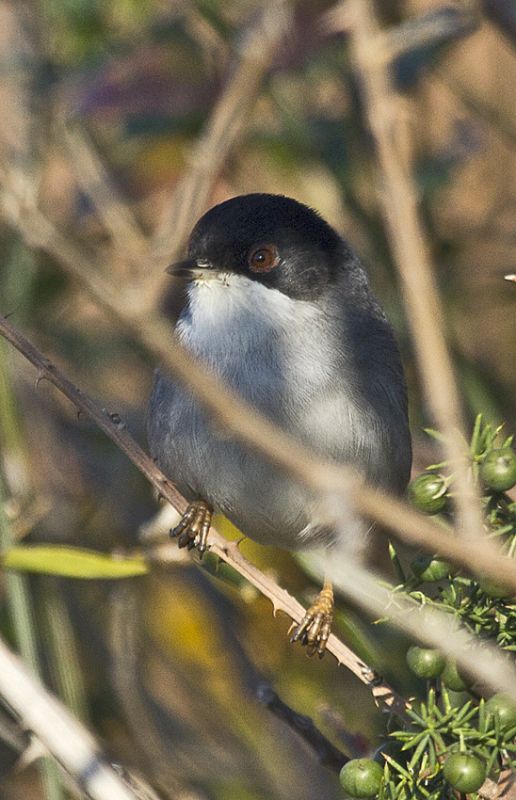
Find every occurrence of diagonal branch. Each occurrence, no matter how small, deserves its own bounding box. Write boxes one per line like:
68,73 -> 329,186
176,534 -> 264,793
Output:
0,178 -> 516,590
58,121 -> 149,272
0,311 -> 399,708
0,635 -> 140,800
0,179 -> 515,593
256,683 -> 348,772
2,314 -> 516,704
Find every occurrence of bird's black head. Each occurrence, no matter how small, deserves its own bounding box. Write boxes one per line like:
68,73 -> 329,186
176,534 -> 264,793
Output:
169,194 -> 352,301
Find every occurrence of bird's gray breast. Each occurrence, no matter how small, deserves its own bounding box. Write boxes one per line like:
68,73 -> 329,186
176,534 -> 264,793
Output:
147,274 -> 409,548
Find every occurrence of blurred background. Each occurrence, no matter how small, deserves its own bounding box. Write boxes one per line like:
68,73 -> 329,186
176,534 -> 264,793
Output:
0,0 -> 515,798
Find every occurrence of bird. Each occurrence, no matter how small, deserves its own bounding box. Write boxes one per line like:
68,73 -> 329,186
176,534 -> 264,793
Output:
147,193 -> 412,656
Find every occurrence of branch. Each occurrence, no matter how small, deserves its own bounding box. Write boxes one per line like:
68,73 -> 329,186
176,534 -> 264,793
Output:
0,311 -> 402,710
58,121 -> 149,272
0,635 -> 141,800
151,1 -> 292,270
346,0 -> 485,542
256,683 -> 347,773
2,314 -> 516,703
0,191 -> 515,594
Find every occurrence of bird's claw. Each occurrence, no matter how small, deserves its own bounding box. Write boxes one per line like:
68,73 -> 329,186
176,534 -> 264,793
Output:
170,500 -> 213,557
289,583 -> 334,658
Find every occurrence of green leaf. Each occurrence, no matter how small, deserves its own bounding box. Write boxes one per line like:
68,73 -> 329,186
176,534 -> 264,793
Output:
2,545 -> 148,579
423,428 -> 446,442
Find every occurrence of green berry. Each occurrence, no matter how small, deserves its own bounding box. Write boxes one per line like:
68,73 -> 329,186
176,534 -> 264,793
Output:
485,694 -> 516,731
443,753 -> 486,793
479,447 -> 516,492
339,758 -> 383,798
406,646 -> 445,679
441,660 -> 471,691
411,555 -> 451,582
408,474 -> 447,514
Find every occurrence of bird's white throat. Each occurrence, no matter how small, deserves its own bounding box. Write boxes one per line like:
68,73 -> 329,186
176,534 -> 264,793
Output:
178,273 -> 320,355
176,272 -> 337,397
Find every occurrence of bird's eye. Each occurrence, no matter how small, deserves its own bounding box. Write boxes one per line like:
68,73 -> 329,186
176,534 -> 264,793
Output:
247,244 -> 280,273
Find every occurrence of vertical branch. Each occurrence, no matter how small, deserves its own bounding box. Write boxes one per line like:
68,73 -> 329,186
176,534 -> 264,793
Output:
347,0 -> 484,539
151,2 -> 292,272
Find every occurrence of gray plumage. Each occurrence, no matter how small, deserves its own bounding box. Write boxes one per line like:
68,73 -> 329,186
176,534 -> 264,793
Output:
147,194 -> 411,551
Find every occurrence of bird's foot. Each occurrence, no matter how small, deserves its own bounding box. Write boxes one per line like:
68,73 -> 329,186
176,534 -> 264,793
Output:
170,500 -> 213,557
289,580 -> 334,658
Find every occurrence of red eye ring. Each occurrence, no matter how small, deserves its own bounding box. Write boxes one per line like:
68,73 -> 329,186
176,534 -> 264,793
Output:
247,243 -> 280,273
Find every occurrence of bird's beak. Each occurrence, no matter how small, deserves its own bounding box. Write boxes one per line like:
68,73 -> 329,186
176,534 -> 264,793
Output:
165,258 -> 217,279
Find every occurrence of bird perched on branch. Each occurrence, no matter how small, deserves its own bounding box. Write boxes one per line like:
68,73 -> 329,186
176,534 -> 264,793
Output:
147,194 -> 411,656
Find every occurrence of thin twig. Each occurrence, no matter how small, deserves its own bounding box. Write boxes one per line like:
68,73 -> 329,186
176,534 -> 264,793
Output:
0,450 -> 64,799
347,0 -> 485,542
0,153 -> 507,587
326,4 -> 476,65
256,683 -> 347,772
0,312 -> 400,707
58,122 -> 149,272
0,635 -> 141,800
3,315 -> 516,703
1,173 -> 514,585
0,195 -> 515,591
151,1 -> 292,271
324,558 -> 516,701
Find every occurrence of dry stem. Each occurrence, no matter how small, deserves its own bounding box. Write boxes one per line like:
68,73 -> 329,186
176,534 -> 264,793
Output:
347,0 -> 485,542
0,635 -> 139,800
3,314 -> 516,706
0,187 -> 515,593
151,2 -> 292,271
0,312 -> 403,711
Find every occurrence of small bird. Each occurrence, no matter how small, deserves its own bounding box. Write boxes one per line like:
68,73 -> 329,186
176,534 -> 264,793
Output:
147,194 -> 411,656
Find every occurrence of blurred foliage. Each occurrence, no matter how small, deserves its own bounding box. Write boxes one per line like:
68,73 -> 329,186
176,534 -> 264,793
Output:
0,0 -> 515,798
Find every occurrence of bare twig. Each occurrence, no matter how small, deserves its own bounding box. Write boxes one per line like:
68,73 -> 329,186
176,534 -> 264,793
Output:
0,635 -> 141,800
58,122 -> 149,271
256,683 -> 347,773
3,315 -> 516,702
324,558 -> 516,701
0,226 -> 515,585
0,312 -> 399,707
327,4 -> 476,65
151,1 -> 292,271
346,0 -> 484,542
0,445 -> 64,798
2,142 -> 516,592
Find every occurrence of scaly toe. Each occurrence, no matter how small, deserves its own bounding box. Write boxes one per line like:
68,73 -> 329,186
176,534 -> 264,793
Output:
289,582 -> 334,658
170,501 -> 213,557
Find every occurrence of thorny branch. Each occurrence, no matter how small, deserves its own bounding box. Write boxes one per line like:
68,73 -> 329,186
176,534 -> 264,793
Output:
1,330 -> 514,800
2,314 -> 516,710
0,312 -> 401,710
0,185 -> 515,594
